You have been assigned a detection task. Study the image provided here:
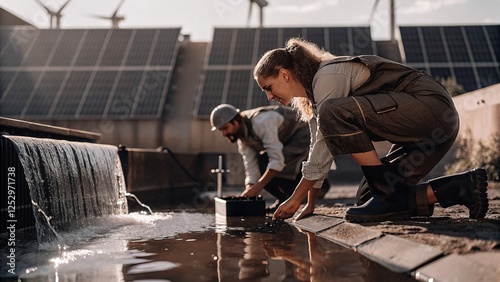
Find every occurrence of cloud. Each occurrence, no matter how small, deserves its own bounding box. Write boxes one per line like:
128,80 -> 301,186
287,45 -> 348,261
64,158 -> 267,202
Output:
269,0 -> 340,14
399,0 -> 467,15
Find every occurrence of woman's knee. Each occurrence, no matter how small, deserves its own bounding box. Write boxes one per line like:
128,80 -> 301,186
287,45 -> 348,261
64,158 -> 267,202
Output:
318,99 -> 357,133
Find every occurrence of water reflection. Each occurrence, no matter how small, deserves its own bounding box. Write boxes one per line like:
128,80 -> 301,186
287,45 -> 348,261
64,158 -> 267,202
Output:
4,213 -> 416,281
123,216 -> 415,281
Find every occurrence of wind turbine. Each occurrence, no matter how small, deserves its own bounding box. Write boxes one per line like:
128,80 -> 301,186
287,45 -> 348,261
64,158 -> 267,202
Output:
247,0 -> 268,28
35,0 -> 71,29
369,0 -> 396,42
90,0 -> 126,28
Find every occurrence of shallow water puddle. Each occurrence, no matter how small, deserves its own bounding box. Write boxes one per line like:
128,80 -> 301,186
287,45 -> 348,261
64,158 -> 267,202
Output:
2,212 -> 415,281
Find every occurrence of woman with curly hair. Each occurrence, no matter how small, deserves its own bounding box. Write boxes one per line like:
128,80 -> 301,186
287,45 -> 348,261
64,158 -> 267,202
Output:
253,37 -> 488,222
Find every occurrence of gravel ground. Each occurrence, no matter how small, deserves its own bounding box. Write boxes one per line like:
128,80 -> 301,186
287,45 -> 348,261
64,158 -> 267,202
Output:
314,182 -> 500,255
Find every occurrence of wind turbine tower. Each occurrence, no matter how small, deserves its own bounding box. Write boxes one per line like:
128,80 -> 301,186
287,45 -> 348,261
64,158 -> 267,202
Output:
247,0 -> 268,28
35,0 -> 71,29
369,0 -> 396,42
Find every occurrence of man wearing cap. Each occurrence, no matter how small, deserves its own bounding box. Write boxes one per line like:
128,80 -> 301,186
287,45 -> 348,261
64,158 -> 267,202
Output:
210,104 -> 330,210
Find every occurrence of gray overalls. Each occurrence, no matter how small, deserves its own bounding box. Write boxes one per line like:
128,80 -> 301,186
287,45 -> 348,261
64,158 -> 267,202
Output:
317,55 -> 459,185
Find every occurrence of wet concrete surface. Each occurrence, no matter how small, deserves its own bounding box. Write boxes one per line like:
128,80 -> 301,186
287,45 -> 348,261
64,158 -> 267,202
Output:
287,182 -> 500,281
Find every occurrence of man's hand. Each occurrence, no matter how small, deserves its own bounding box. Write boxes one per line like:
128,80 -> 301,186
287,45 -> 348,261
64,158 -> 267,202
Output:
272,198 -> 301,220
241,184 -> 262,197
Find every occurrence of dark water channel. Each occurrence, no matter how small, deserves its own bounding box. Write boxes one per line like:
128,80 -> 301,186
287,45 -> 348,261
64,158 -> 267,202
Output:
3,210 -> 416,281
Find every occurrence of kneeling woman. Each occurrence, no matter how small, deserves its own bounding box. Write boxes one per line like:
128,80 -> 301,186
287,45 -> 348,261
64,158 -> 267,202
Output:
253,37 -> 488,222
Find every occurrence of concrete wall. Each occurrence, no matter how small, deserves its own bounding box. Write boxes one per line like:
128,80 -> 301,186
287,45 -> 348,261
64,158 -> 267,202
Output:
453,83 -> 500,146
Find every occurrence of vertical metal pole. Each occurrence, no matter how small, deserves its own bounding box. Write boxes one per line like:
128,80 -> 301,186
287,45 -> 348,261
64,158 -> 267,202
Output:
217,155 -> 222,198
390,0 -> 395,42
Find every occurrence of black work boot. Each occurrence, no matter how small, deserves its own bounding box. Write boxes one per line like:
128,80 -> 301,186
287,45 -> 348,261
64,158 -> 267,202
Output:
427,168 -> 488,219
345,165 -> 414,222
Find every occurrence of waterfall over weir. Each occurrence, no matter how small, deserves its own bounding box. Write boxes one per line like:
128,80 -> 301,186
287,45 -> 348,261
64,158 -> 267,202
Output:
2,136 -> 128,243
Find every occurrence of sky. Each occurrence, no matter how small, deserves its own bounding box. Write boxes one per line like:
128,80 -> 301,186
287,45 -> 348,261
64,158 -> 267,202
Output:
1,0 -> 499,42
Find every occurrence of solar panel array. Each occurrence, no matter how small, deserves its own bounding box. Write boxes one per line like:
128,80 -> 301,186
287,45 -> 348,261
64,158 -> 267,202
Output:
400,25 -> 500,92
0,27 -> 181,119
194,27 -> 377,117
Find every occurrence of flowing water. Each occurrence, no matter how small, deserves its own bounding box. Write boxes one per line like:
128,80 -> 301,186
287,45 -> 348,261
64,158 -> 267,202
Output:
1,136 -> 415,281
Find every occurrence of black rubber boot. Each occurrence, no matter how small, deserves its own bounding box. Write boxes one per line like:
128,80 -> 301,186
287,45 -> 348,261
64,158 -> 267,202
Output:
354,147 -> 435,216
354,153 -> 394,206
345,165 -> 414,222
428,168 -> 488,219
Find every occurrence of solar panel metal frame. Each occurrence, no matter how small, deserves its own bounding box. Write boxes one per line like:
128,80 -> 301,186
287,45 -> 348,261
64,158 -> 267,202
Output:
399,25 -> 500,93
0,27 -> 182,120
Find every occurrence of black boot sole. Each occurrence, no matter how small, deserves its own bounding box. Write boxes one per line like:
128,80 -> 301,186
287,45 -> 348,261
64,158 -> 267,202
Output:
468,168 -> 489,219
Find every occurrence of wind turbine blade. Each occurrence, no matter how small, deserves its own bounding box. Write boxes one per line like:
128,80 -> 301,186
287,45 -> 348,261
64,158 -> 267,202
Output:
35,0 -> 53,14
58,0 -> 71,13
369,0 -> 380,23
113,0 -> 126,17
87,13 -> 112,20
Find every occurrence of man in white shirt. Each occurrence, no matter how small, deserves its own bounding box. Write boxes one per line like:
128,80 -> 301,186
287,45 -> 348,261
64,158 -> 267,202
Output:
210,104 -> 330,209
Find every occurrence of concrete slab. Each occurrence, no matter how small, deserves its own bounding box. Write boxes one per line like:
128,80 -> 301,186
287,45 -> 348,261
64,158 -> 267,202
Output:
357,234 -> 443,273
292,215 -> 343,233
414,252 -> 500,282
318,222 -> 383,249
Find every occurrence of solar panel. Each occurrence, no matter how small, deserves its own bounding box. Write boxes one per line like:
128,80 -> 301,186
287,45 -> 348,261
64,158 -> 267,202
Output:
208,29 -> 233,65
52,71 -> 91,116
465,26 -> 493,63
79,71 -> 117,117
0,71 -> 41,116
125,29 -> 156,66
444,26 -> 470,63
257,28 -> 279,59
24,71 -> 66,116
0,27 -> 181,119
399,27 -> 424,63
100,29 -> 134,66
351,27 -> 375,55
422,27 -> 447,63
477,67 -> 500,89
195,26 -> 376,118
133,71 -> 169,117
400,25 -> 500,94
23,30 -> 60,66
150,29 -> 180,66
306,28 -> 325,49
328,27 -> 350,55
233,29 -> 256,65
74,30 -> 109,66
0,28 -> 39,67
0,71 -> 15,100
106,71 -> 144,117
50,30 -> 85,66
485,25 -> 500,62
197,70 -> 226,116
225,70 -> 252,109
282,28 -> 303,45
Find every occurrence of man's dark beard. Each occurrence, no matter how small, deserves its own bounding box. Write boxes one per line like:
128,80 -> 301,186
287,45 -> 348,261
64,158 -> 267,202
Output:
226,126 -> 244,143
226,134 -> 238,143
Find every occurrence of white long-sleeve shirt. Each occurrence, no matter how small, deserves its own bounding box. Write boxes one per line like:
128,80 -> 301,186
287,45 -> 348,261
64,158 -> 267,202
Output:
301,60 -> 370,187
237,110 -> 286,185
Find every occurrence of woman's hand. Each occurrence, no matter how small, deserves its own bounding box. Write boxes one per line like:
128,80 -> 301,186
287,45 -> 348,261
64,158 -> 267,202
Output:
273,199 -> 301,220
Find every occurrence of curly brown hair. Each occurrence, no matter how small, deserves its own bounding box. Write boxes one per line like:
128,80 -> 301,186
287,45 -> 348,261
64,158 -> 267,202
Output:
253,37 -> 335,121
